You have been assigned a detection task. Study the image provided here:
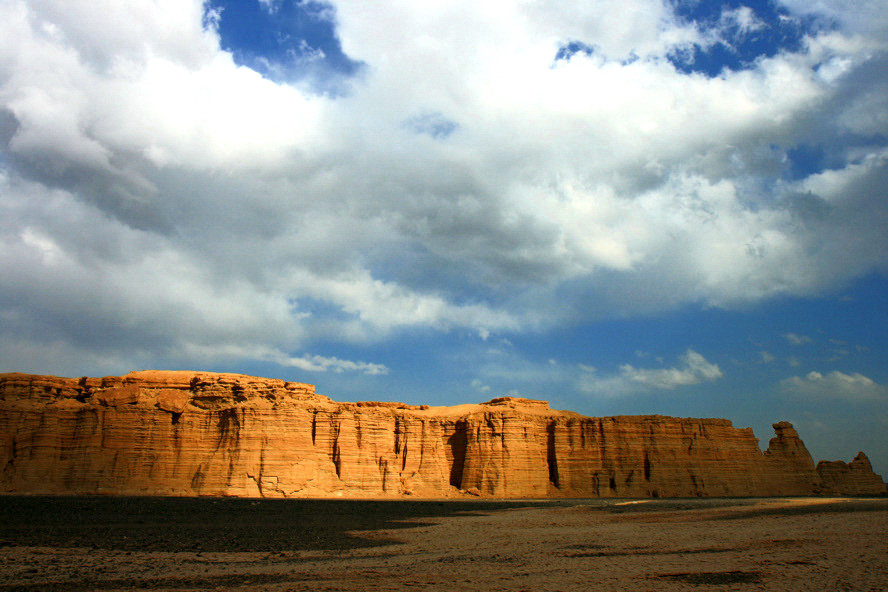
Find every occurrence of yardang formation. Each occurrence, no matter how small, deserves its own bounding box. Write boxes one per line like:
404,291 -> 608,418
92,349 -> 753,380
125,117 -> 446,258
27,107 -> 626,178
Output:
1,371 -> 884,497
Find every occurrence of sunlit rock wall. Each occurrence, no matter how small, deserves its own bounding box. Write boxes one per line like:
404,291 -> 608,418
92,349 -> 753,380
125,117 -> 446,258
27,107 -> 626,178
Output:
1,372 -> 883,497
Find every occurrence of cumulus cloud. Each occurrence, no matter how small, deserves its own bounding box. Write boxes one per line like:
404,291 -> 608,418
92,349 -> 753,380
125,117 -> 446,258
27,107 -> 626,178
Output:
1,0 -> 887,376
581,349 -> 723,396
780,371 -> 888,400
621,350 -> 724,389
779,0 -> 888,37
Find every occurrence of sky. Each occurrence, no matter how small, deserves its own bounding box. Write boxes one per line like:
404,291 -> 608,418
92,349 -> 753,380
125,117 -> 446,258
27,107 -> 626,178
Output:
1,0 -> 887,478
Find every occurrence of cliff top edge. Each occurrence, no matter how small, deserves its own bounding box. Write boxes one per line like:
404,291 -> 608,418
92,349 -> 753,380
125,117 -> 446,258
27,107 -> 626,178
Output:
1,370 -> 738,423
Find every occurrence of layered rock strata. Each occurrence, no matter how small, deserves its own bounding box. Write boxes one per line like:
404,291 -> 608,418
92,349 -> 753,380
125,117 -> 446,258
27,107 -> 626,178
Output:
1,371 -> 883,497
817,453 -> 887,495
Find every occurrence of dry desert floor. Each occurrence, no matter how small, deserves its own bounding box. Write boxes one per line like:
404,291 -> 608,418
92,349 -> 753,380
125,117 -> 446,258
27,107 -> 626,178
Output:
1,496 -> 886,591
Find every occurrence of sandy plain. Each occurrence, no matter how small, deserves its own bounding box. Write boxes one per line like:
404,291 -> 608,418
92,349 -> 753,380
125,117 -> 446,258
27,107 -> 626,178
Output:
1,496 -> 886,591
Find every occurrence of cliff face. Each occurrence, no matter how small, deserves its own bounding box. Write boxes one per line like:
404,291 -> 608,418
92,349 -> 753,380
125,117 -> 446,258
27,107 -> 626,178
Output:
1,371 -> 883,498
817,453 -> 887,495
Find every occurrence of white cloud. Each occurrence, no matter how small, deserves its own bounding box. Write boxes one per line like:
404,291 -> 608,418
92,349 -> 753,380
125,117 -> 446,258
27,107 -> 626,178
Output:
177,343 -> 388,375
252,349 -> 389,376
285,268 -> 521,337
621,349 -> 724,389
778,0 -> 888,39
780,370 -> 888,401
471,378 -> 491,393
1,0 -> 887,374
783,333 -> 813,345
722,6 -> 765,36
581,349 -> 723,396
0,174 -> 382,376
257,0 -> 281,14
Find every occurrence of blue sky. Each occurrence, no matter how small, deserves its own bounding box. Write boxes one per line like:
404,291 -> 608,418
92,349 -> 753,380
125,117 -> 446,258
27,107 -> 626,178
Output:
1,0 -> 887,477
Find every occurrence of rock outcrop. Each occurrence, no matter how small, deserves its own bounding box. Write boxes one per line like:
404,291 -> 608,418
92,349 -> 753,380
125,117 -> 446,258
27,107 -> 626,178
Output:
817,453 -> 887,495
1,371 -> 883,498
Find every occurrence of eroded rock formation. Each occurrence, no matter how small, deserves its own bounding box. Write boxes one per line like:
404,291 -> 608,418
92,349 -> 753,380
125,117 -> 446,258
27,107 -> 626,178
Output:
1,371 -> 883,497
817,453 -> 887,495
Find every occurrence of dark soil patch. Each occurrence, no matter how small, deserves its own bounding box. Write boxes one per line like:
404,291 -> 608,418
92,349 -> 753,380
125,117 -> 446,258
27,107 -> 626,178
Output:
0,495 -> 535,553
566,546 -> 737,557
710,500 -> 888,520
0,571 -> 310,592
653,570 -> 762,585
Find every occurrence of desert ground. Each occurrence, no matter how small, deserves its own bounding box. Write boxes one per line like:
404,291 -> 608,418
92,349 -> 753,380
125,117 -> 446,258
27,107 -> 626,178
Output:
1,496 -> 886,591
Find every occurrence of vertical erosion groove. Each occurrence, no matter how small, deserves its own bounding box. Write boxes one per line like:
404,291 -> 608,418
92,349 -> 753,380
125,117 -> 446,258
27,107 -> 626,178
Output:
447,420 -> 468,488
216,409 -> 240,450
379,456 -> 388,493
225,410 -> 244,484
332,420 -> 342,478
190,467 -> 204,490
643,450 -> 651,481
396,418 -> 408,472
546,421 -> 559,488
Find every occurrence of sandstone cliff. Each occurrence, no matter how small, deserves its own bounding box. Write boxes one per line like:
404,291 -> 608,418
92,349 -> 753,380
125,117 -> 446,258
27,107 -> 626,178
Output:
816,453 -> 887,495
1,371 -> 883,498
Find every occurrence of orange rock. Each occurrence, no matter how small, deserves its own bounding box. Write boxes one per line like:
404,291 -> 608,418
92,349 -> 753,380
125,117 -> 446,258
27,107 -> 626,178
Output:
817,452 -> 887,495
0,371 -> 883,497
